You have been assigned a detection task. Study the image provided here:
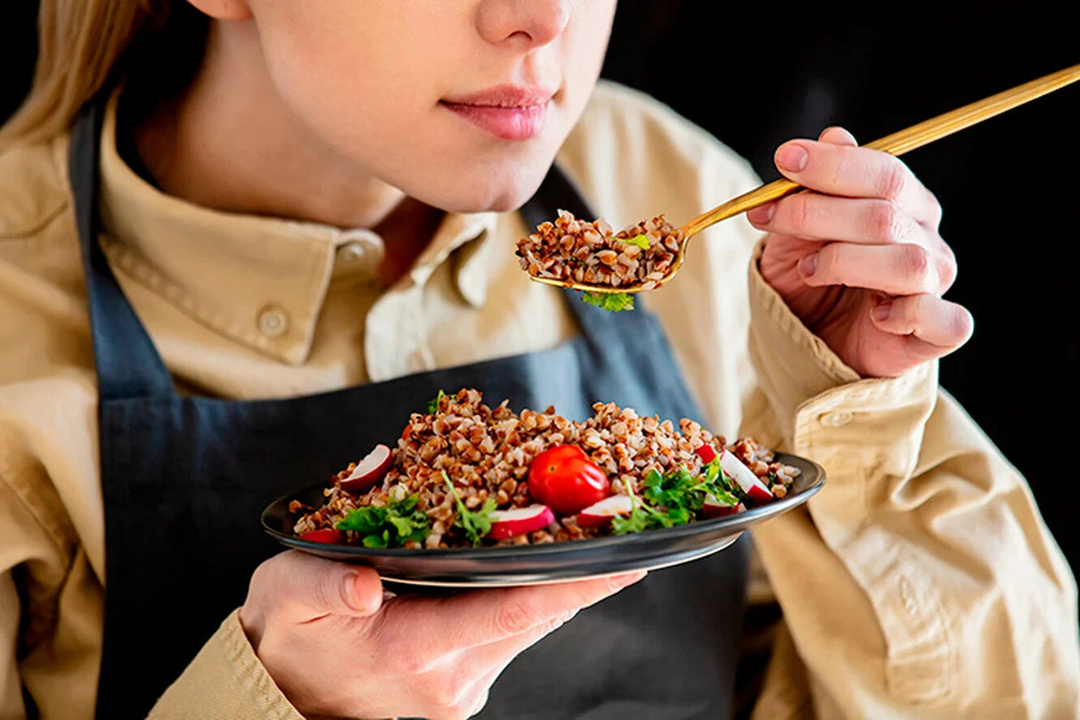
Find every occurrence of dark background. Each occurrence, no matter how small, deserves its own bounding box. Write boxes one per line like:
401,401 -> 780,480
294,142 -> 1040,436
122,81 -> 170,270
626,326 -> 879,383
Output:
2,2 -> 1077,566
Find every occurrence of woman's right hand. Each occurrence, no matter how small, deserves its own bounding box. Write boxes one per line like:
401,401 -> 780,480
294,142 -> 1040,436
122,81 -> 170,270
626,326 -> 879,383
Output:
239,551 -> 645,720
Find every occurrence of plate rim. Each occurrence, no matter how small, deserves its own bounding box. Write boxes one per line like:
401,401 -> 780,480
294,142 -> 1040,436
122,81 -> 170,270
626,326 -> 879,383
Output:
260,452 -> 826,558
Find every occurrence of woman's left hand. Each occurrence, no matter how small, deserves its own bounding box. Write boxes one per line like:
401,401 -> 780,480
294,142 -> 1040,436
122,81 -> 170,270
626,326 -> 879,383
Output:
751,127 -> 974,378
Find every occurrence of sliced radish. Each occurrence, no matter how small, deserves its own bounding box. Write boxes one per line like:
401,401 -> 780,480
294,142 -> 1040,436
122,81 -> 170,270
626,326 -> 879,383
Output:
720,450 -> 773,502
300,529 -> 345,544
340,444 -> 394,494
702,493 -> 738,519
695,443 -> 718,464
488,505 -> 556,540
577,495 -> 635,528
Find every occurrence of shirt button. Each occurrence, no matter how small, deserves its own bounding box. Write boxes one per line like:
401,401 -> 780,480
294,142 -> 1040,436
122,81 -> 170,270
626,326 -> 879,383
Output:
337,242 -> 366,266
819,411 -> 853,428
257,306 -> 289,338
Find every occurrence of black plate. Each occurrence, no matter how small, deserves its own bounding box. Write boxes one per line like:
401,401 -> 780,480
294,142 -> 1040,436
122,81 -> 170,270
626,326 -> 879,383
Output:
261,453 -> 825,587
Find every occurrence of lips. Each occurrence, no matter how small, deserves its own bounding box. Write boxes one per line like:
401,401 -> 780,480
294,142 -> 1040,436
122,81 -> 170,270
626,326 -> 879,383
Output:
441,84 -> 555,140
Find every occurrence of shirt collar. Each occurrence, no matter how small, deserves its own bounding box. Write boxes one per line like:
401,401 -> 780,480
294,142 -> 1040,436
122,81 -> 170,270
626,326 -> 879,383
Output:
97,89 -> 501,365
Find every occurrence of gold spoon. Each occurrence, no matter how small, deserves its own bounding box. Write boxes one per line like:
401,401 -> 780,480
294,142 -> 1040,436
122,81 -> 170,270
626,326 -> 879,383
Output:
529,62 -> 1080,295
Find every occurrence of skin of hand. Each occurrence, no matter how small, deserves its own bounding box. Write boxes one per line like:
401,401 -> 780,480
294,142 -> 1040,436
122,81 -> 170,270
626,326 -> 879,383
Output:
750,127 -> 974,378
238,551 -> 645,720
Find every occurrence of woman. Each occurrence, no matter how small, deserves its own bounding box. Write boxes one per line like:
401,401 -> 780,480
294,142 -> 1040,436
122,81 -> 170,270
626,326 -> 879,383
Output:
0,1 -> 1076,719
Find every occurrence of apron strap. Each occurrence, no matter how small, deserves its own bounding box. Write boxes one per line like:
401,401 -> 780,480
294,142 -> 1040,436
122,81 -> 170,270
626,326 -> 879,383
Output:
69,97 -> 176,401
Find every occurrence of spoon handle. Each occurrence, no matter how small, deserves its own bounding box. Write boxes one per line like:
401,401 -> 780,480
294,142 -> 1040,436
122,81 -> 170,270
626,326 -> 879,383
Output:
680,62 -> 1080,240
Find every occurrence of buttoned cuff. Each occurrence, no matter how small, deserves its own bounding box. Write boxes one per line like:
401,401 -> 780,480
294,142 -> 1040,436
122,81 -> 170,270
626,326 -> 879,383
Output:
746,238 -> 938,467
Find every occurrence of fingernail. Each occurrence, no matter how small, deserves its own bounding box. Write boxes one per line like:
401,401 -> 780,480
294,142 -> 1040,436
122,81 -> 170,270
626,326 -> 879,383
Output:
776,144 -> 809,173
747,203 -> 775,225
873,301 -> 893,322
609,571 -> 647,590
798,252 -> 818,277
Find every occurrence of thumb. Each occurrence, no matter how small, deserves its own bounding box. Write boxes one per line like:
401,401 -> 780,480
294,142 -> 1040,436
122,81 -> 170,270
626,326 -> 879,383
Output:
272,550 -> 384,621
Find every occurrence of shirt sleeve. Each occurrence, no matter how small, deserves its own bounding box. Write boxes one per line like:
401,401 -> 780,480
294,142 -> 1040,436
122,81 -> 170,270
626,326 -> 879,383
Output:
0,469 -> 86,720
148,610 -> 307,720
742,239 -> 1080,718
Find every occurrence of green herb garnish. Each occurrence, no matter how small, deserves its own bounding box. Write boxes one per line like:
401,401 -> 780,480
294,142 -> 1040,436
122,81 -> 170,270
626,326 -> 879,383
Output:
335,495 -> 431,548
427,389 -> 446,414
443,471 -> 496,546
581,291 -> 635,312
624,234 -> 651,251
611,460 -> 739,535
611,475 -> 656,535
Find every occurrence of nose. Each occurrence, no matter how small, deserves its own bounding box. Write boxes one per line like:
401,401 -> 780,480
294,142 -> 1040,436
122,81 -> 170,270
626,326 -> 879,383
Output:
476,0 -> 572,50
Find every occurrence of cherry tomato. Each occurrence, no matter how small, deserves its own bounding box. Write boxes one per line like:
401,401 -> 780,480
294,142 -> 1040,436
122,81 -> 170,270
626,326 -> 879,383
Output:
300,529 -> 345,544
528,445 -> 611,516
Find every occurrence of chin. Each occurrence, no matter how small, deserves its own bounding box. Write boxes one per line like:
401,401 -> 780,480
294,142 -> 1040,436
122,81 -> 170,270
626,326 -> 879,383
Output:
411,161 -> 552,215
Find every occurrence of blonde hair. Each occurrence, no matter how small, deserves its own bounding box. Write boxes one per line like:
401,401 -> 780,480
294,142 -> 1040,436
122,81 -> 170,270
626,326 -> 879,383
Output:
0,0 -> 206,147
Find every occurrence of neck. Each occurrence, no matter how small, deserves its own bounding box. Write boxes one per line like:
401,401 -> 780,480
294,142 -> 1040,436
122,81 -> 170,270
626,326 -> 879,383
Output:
131,19 -> 443,284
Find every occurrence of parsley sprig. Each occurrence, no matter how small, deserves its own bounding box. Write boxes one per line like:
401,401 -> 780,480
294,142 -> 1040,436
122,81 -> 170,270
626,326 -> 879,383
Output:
623,234 -> 651,251
335,495 -> 431,548
427,389 -> 446,414
611,457 -> 741,535
443,471 -> 497,546
581,291 -> 635,312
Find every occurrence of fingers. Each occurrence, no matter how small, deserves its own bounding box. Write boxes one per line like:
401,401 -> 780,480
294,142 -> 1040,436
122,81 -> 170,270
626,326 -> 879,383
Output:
748,194 -> 923,247
378,573 -> 645,718
870,294 -> 974,354
383,571 -> 645,658
799,242 -> 944,296
258,550 -> 384,622
819,126 -> 858,146
425,622 -> 557,718
771,134 -> 941,225
457,606 -> 574,676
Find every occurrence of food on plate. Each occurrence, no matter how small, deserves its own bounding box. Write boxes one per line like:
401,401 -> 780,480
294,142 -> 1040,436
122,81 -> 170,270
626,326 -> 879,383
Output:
514,210 -> 684,311
290,388 -> 799,549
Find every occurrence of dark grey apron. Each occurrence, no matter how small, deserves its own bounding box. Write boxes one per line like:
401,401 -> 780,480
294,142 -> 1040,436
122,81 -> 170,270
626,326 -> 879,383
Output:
69,95 -> 749,720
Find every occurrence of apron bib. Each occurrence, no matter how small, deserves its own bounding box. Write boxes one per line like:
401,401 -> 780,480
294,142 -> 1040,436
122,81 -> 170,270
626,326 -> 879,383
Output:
69,96 -> 749,720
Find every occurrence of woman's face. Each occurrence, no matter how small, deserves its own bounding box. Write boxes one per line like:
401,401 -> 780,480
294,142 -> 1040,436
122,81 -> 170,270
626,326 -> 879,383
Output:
240,0 -> 618,213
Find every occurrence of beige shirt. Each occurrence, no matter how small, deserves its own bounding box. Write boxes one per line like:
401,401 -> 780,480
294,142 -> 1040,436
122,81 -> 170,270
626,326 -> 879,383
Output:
0,82 -> 1076,720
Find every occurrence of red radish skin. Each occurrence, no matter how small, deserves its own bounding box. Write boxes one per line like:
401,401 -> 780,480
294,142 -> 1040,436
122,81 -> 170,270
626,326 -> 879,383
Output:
701,494 -> 738,519
488,505 -> 556,540
720,450 -> 773,502
300,529 -> 345,544
694,444 -> 717,465
340,444 -> 394,494
577,495 -> 635,528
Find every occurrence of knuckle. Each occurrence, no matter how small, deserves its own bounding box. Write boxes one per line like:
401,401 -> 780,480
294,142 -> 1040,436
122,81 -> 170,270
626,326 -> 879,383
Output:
900,244 -> 930,280
787,194 -> 812,231
390,642 -> 430,675
939,244 -> 958,290
879,161 -> 908,201
430,672 -> 471,710
829,151 -> 849,189
869,201 -> 903,243
248,559 -> 272,596
927,194 -> 944,224
818,244 -> 844,280
543,610 -> 577,634
494,599 -> 537,636
311,574 -> 340,613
